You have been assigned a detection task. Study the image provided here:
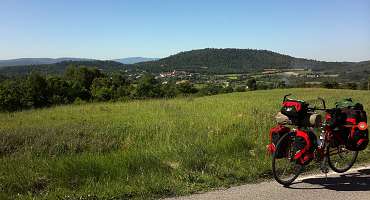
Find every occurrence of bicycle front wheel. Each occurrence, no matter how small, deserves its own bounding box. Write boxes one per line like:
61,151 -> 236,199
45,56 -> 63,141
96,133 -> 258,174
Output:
327,145 -> 358,173
272,133 -> 303,186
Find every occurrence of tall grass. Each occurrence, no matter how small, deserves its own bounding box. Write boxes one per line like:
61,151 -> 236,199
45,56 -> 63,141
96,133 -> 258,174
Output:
0,88 -> 370,199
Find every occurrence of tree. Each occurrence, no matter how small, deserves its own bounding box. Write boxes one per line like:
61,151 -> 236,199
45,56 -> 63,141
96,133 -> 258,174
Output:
278,80 -> 286,88
345,82 -> 357,90
0,75 -> 7,83
67,81 -> 90,101
176,81 -> 198,94
247,79 -> 257,90
322,81 -> 339,89
135,74 -> 163,98
111,72 -> 128,89
91,77 -> 113,101
46,76 -> 71,104
161,80 -> 179,98
199,84 -> 223,96
64,65 -> 104,99
221,85 -> 234,93
115,85 -> 134,99
235,86 -> 246,92
110,72 -> 133,99
26,72 -> 50,108
0,80 -> 28,111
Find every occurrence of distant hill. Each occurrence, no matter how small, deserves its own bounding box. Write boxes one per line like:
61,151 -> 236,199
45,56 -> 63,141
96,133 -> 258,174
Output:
0,60 -> 125,76
128,48 -> 369,79
0,49 -> 369,79
114,57 -> 159,64
0,58 -> 94,67
132,48 -> 359,73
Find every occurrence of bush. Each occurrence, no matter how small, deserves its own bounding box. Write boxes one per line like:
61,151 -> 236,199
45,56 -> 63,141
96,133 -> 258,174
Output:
26,72 -> 50,108
161,81 -> 179,98
0,80 -> 29,112
344,82 -> 358,90
135,74 -> 163,98
221,86 -> 234,93
235,86 -> 246,92
247,79 -> 257,90
47,76 -> 71,104
199,84 -> 223,96
176,81 -> 198,94
91,78 -> 113,101
322,81 -> 339,89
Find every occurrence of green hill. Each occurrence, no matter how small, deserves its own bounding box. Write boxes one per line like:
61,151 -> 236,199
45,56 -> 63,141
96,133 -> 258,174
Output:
0,60 -> 126,76
0,58 -> 95,67
1,49 -> 369,78
133,48 -> 369,74
1,88 -> 370,199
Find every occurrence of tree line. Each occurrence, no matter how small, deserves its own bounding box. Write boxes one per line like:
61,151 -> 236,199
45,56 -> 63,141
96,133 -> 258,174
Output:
0,66 -> 261,112
3,65 -> 366,112
320,80 -> 370,90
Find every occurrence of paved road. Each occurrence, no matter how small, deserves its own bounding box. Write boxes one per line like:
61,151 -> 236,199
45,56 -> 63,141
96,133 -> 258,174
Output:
167,164 -> 370,200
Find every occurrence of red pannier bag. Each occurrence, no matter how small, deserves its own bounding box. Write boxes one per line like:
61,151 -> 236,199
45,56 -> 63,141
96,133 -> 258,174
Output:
325,108 -> 369,150
325,111 -> 349,147
343,108 -> 369,151
292,129 -> 317,165
267,125 -> 290,158
281,100 -> 308,125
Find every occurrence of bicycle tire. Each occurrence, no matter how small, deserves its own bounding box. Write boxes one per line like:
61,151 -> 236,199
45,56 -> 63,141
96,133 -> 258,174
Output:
272,133 -> 303,186
327,145 -> 358,173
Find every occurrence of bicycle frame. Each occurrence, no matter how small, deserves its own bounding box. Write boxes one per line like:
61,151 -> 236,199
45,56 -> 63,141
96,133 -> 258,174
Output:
272,95 -> 360,185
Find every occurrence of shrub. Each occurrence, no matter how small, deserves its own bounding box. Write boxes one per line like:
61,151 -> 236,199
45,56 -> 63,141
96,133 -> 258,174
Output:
0,80 -> 29,112
135,74 -> 163,98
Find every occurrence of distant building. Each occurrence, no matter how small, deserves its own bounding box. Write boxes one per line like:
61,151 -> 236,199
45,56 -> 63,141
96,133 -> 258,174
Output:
159,70 -> 189,78
305,81 -> 322,85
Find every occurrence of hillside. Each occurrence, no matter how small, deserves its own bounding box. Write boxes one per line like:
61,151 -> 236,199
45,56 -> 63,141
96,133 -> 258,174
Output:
114,57 -> 159,64
0,57 -> 94,67
132,48 -> 368,74
1,88 -> 370,199
0,60 -> 126,76
0,49 -> 369,78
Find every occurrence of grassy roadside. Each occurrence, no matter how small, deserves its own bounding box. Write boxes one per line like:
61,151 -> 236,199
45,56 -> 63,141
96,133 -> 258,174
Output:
0,88 -> 370,199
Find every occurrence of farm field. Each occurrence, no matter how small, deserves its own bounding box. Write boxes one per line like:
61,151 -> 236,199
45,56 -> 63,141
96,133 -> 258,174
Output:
1,88 -> 370,199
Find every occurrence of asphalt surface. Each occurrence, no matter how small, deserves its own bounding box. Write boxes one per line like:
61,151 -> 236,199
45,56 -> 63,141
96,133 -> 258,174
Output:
166,164 -> 370,200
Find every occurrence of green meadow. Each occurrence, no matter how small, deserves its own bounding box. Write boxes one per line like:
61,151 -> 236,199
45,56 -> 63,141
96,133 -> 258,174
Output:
1,88 -> 370,199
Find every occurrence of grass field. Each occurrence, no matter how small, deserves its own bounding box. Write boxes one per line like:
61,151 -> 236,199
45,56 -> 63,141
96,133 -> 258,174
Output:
1,88 -> 370,199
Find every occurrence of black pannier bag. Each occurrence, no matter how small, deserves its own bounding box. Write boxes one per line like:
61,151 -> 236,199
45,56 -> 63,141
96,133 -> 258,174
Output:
344,108 -> 369,151
267,124 -> 291,158
326,99 -> 369,151
346,127 -> 369,151
281,100 -> 309,125
325,109 -> 349,147
292,129 -> 317,165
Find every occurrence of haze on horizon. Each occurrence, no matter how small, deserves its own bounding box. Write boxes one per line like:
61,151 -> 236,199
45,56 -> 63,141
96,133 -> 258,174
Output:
0,0 -> 369,62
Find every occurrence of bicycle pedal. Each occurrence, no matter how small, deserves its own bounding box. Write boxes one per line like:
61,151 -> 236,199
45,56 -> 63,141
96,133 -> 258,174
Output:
320,162 -> 329,173
320,166 -> 329,174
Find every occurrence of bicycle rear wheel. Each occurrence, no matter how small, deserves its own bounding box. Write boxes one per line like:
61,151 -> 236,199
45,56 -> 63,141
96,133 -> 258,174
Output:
327,145 -> 358,173
272,133 -> 303,186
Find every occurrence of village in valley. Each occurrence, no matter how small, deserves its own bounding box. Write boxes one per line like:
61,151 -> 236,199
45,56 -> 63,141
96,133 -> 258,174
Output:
146,68 -> 342,90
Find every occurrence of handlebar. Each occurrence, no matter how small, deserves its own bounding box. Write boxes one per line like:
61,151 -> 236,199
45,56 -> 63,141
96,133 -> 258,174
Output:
282,94 -> 327,111
317,97 -> 326,109
283,93 -> 292,102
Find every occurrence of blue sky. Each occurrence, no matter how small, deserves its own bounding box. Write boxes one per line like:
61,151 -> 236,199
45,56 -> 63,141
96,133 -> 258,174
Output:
0,0 -> 369,61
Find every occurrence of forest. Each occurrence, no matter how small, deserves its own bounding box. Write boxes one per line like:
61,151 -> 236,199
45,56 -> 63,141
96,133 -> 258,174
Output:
0,65 -> 256,112
1,49 -> 369,80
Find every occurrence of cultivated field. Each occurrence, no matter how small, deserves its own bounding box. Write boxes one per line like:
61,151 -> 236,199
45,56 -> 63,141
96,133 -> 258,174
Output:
1,88 -> 370,199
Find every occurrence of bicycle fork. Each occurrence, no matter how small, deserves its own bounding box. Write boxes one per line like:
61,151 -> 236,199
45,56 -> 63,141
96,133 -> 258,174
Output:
319,125 -> 329,175
320,155 -> 329,174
